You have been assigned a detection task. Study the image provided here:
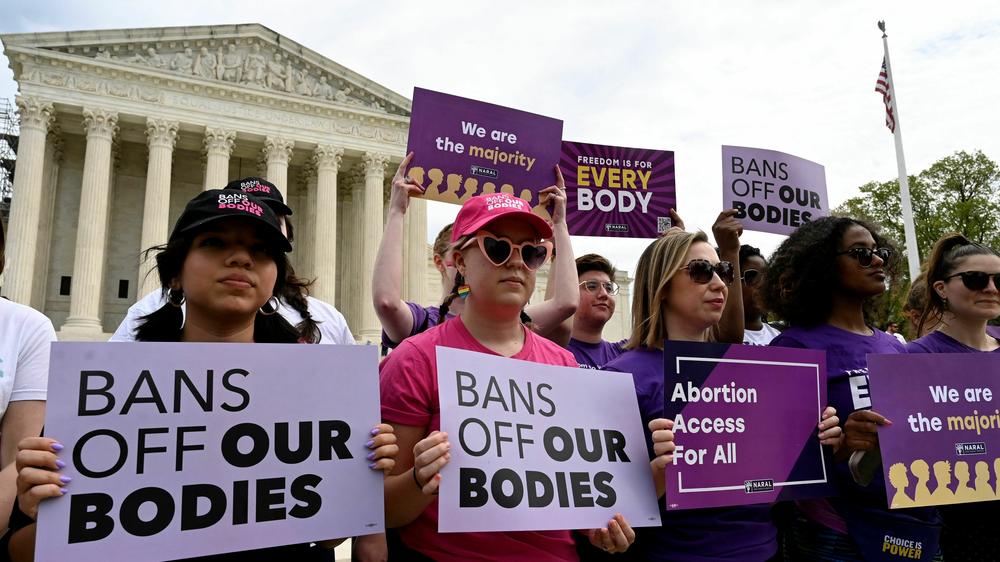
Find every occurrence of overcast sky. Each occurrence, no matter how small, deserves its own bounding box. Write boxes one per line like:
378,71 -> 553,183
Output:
2,0 -> 999,275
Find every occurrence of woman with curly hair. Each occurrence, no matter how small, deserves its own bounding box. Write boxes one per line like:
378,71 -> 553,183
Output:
761,216 -> 942,561
905,233 -> 999,559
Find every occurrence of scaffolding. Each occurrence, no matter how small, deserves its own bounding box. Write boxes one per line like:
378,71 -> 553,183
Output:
0,98 -> 17,221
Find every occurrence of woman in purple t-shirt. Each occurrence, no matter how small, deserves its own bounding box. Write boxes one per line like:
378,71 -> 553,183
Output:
762,216 -> 942,561
906,233 -> 1000,559
604,227 -> 840,561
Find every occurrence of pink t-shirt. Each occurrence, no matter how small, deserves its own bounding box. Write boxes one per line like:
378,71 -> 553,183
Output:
380,316 -> 580,562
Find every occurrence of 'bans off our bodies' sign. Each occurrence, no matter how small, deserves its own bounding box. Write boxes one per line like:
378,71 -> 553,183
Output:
721,145 -> 828,236
868,354 -> 1000,509
662,342 -> 833,509
406,88 -> 564,217
561,141 -> 677,238
37,343 -> 384,562
436,347 -> 661,532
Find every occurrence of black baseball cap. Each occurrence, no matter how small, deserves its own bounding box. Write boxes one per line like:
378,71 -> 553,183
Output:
169,189 -> 292,252
223,177 -> 293,216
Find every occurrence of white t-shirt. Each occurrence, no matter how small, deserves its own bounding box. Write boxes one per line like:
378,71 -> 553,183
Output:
109,290 -> 356,344
0,298 -> 56,418
743,322 -> 782,346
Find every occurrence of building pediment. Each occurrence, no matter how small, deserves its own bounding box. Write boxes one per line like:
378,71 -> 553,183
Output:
1,24 -> 410,118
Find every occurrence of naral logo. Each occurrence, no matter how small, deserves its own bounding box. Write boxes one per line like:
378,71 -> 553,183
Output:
955,442 -> 987,456
605,224 -> 629,233
470,165 -> 499,179
744,479 -> 774,493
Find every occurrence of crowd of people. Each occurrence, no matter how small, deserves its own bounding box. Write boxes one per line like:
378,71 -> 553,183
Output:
0,151 -> 997,561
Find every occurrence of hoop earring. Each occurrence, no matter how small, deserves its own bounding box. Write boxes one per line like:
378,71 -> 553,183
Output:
259,296 -> 280,316
168,289 -> 185,307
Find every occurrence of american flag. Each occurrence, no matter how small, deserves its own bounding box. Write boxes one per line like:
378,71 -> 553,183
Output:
875,58 -> 896,132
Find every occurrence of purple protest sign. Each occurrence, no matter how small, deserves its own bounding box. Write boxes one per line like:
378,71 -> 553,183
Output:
868,353 -> 1000,509
560,141 -> 677,238
406,88 -> 563,214
36,342 -> 383,562
436,347 -> 661,533
721,145 -> 828,236
662,342 -> 833,510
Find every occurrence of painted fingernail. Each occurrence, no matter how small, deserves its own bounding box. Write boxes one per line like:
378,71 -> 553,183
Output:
368,462 -> 378,469
60,488 -> 68,495
365,439 -> 375,448
55,459 -> 66,469
366,451 -> 376,461
51,442 -> 64,452
371,427 -> 381,436
60,475 -> 72,484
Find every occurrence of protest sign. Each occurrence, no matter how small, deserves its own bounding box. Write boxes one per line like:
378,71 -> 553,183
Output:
560,141 -> 677,238
868,353 -> 1000,509
36,342 -> 383,562
406,88 -> 563,214
662,342 -> 832,510
436,347 -> 661,532
721,145 -> 828,236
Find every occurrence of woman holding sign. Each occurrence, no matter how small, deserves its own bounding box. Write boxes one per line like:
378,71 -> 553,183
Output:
602,226 -> 841,561
762,216 -> 942,561
379,191 -> 634,561
5,190 -> 398,561
906,233 -> 1000,559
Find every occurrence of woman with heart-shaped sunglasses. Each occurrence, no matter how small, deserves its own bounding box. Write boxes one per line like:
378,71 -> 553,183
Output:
378,191 -> 635,560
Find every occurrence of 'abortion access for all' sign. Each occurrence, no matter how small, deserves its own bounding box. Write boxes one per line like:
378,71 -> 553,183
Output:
561,141 -> 677,238
406,88 -> 563,215
662,342 -> 833,510
721,146 -> 828,236
436,347 -> 661,532
37,343 -> 383,562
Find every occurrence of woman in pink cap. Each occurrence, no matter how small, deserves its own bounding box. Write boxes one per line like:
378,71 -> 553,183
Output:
379,191 -> 634,560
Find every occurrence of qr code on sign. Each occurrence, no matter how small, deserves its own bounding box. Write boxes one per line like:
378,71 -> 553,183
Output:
657,217 -> 672,233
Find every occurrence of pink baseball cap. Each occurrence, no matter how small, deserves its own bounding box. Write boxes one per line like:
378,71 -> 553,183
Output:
451,192 -> 553,243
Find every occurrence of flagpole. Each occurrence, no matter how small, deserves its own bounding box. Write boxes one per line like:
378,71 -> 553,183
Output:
879,20 -> 921,280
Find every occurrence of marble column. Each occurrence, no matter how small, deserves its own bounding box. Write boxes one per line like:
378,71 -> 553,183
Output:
203,127 -> 235,190
406,197 -> 429,306
311,145 -> 343,304
139,118 -> 179,296
341,167 -> 365,336
263,136 -> 294,198
31,127 -> 63,310
4,96 -> 54,304
358,152 -> 389,342
62,108 -> 118,334
297,165 -> 317,278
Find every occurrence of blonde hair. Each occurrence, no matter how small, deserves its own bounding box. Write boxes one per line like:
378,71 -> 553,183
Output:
626,230 -> 710,351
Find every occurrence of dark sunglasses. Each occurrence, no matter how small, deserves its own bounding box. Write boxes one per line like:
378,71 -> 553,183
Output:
836,247 -> 892,268
946,271 -> 1000,292
681,259 -> 735,285
460,231 -> 552,271
741,268 -> 763,286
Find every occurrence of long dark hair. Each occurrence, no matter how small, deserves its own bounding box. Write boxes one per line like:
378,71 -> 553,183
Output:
136,232 -> 300,343
918,233 -> 1000,334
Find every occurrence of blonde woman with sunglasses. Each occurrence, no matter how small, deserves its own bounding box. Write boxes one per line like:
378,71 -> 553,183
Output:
379,192 -> 634,561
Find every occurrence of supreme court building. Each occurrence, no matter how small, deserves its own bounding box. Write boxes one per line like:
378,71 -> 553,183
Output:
1,24 -> 632,343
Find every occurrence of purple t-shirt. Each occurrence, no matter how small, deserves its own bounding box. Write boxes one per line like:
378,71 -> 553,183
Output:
380,301 -> 453,350
906,330 -> 1000,354
567,338 -> 626,369
771,325 -> 941,558
604,347 -> 777,562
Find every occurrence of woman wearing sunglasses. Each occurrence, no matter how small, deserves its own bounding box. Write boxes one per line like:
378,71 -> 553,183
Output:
761,217 -> 942,561
600,229 -> 841,560
738,244 -> 780,346
905,233 -> 1000,560
379,192 -> 634,561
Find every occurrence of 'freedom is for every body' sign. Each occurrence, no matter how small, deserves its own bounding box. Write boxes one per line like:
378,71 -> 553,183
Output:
662,342 -> 833,509
37,343 -> 384,562
868,353 -> 1000,509
721,145 -> 828,236
436,347 -> 661,532
406,88 -> 563,216
561,141 -> 677,238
